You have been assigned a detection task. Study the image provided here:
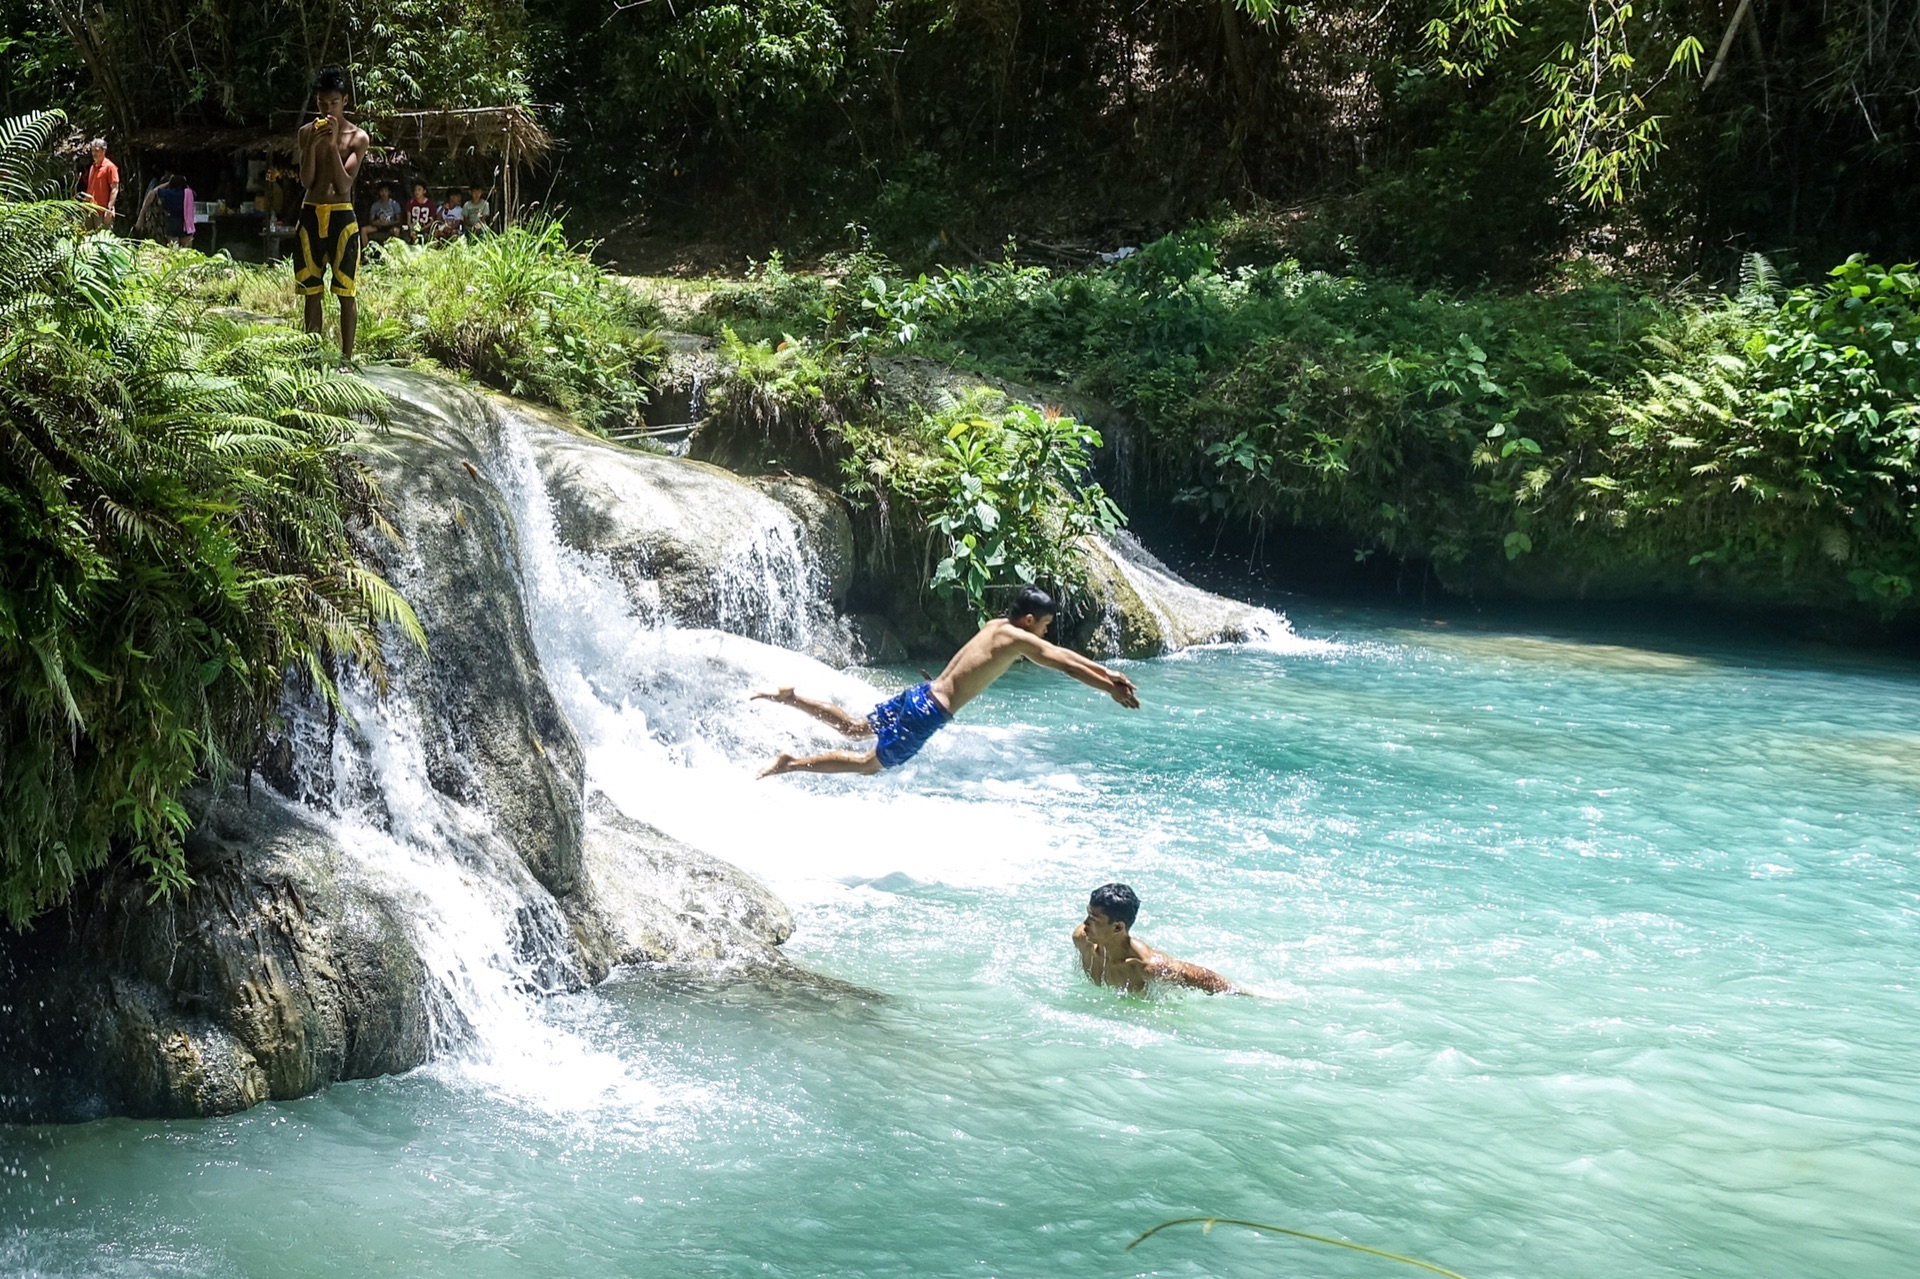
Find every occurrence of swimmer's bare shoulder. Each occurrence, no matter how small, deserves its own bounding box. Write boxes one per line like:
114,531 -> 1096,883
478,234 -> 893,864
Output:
1138,944 -> 1236,995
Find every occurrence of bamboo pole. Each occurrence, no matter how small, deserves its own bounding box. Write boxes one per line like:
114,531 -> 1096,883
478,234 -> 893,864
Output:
1703,0 -> 1754,90
502,126 -> 515,228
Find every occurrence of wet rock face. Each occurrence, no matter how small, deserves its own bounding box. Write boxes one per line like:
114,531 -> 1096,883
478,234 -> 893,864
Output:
526,404 -> 859,664
1071,533 -> 1284,659
353,374 -> 589,901
0,798 -> 429,1123
641,332 -> 724,455
574,796 -> 793,969
750,474 -> 854,606
1,372 -> 807,1124
1074,542 -> 1167,657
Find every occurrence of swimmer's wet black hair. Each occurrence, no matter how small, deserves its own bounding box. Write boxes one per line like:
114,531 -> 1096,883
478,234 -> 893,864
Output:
313,66 -> 349,95
1090,882 -> 1139,927
1003,585 -> 1057,620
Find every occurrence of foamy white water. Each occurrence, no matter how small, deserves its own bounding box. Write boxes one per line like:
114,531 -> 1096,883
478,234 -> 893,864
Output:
488,411 -> 1089,902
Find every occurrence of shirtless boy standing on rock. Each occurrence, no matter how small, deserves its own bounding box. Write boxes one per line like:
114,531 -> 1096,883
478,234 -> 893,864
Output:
1074,882 -> 1233,994
295,67 -> 369,369
755,586 -> 1139,778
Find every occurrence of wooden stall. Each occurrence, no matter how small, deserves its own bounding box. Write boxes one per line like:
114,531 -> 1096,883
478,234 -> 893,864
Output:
376,106 -> 554,227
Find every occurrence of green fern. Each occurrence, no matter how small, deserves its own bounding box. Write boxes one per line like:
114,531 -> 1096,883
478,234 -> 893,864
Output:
0,112 -> 421,928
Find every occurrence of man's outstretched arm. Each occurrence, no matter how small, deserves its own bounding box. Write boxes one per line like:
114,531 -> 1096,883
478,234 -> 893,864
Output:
1020,635 -> 1140,708
1151,956 -> 1234,994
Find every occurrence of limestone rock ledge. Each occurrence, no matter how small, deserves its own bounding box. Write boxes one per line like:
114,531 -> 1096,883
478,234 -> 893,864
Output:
573,795 -> 793,969
0,372 -> 803,1124
0,797 -> 428,1123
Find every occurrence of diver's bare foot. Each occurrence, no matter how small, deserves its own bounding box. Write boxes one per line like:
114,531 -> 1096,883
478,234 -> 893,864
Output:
758,753 -> 796,779
751,687 -> 797,705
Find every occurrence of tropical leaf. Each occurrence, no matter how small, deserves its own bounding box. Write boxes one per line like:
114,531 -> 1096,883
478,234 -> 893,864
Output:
0,113 -> 416,927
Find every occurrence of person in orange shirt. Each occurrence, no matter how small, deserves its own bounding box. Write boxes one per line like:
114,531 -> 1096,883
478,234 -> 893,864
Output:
83,138 -> 119,231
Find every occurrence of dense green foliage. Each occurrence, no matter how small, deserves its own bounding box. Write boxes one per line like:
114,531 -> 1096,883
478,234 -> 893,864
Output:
5,1 -> 1912,281
1578,257 -> 1920,607
9,0 -> 530,130
694,226 -> 1920,615
0,113 -> 419,926
522,0 -> 1918,280
185,223 -> 661,433
710,323 -> 1120,619
844,392 -> 1123,621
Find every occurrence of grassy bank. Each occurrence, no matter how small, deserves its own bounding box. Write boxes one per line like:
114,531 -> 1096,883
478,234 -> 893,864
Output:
181,221 -> 664,435
664,229 -> 1920,619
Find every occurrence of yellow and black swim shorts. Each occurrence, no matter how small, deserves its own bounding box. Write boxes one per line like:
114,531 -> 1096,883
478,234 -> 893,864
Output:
293,202 -> 360,298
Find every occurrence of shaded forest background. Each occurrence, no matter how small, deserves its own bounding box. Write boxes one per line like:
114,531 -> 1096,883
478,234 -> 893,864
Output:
3,0 -> 1916,283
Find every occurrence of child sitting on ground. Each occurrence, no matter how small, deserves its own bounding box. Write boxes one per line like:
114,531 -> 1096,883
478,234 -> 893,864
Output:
403,181 -> 433,243
365,182 -> 403,244
434,189 -> 465,241
462,183 -> 492,235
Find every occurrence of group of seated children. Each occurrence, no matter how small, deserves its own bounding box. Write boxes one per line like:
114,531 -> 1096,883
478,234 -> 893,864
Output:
363,181 -> 492,245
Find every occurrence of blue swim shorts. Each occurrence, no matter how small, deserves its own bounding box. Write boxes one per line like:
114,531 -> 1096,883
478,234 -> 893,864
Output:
866,682 -> 951,769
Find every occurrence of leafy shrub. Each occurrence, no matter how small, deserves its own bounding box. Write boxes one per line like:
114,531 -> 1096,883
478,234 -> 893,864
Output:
842,391 -> 1123,620
716,224 -> 1920,615
712,325 -> 852,417
702,242 -> 966,349
701,252 -> 835,343
1569,256 -> 1920,607
0,112 -> 420,926
360,222 -> 659,430
893,229 -> 1656,570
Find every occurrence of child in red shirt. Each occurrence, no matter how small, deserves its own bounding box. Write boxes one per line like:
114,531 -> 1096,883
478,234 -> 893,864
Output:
402,181 -> 434,243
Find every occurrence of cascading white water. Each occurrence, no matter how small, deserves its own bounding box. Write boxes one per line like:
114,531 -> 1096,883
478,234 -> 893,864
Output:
1093,529 -> 1296,650
705,500 -> 835,656
665,369 -> 705,458
263,376 -> 1311,1109
275,656 -> 672,1114
481,403 -> 1101,906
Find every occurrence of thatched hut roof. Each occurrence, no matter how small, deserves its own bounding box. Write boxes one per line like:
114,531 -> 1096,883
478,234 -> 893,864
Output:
378,106 -> 552,163
63,106 -> 551,165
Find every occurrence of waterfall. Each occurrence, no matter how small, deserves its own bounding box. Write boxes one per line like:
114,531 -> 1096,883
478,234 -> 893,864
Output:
306,379 -> 1321,1033
248,374 -> 853,1111
275,630 -> 653,1112
2,367 -> 1319,1124
1096,530 -> 1295,648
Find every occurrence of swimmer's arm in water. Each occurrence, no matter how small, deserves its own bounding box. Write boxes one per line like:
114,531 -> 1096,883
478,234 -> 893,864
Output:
1146,953 -> 1235,994
1012,630 -> 1140,708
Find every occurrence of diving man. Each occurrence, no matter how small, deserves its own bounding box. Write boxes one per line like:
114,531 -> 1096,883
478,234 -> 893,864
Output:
755,586 -> 1140,778
1073,882 -> 1233,994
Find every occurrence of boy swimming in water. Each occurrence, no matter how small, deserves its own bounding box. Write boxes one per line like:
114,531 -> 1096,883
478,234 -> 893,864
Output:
1073,882 -> 1232,994
755,586 -> 1140,778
